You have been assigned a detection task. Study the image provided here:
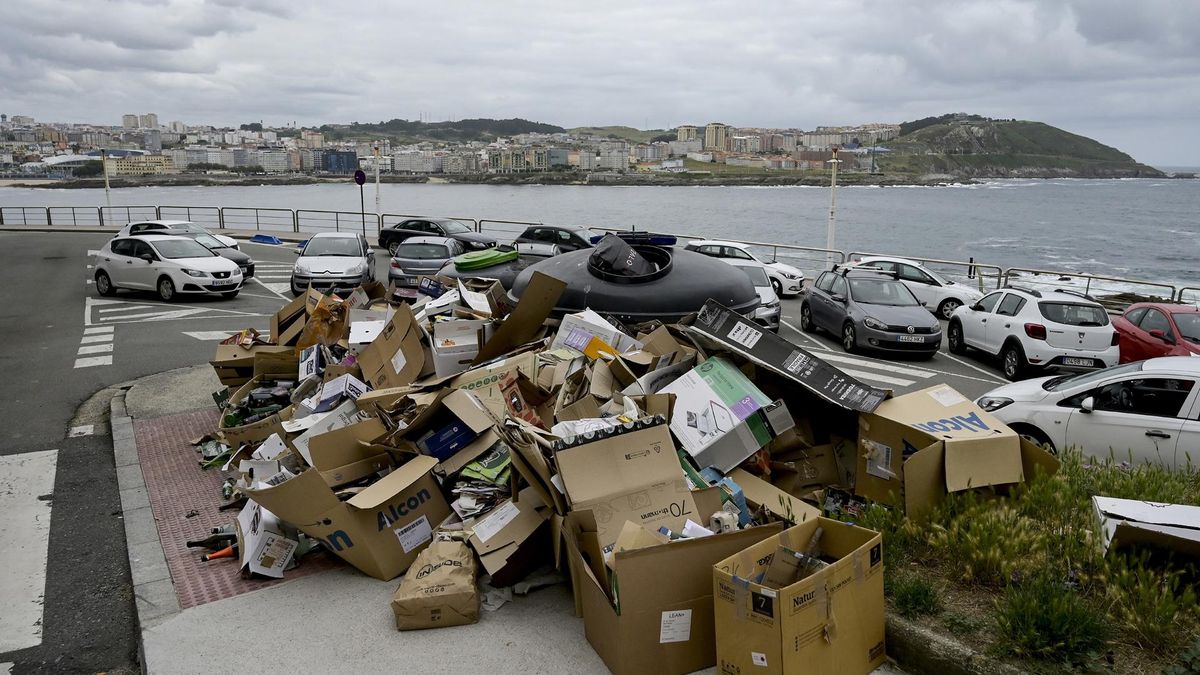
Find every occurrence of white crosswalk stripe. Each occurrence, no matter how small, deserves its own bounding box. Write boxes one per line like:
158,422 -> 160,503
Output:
835,368 -> 915,388
80,333 -> 115,344
74,355 -> 113,368
813,352 -> 936,379
83,326 -> 114,335
84,296 -> 266,326
0,449 -> 58,652
77,343 -> 113,355
183,330 -> 242,340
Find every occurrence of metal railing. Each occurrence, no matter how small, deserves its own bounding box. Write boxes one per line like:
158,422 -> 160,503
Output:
1002,267 -> 1176,313
847,251 -> 1004,294
5,201 -> 1195,308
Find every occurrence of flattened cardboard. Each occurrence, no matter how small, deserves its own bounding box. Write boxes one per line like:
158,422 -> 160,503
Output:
306,416 -> 391,487
468,487 -> 553,586
1093,496 -> 1200,557
474,271 -> 566,364
245,455 -> 450,580
713,519 -> 886,675
357,302 -> 425,390
687,300 -> 888,412
449,350 -> 539,418
211,344 -> 294,387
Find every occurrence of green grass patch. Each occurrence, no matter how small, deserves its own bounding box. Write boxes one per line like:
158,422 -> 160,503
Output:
889,573 -> 943,618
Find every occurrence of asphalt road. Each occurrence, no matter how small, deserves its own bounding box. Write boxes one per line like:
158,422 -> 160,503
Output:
0,230 -> 1011,673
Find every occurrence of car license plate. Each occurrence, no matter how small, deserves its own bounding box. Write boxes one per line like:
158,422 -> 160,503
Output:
1063,357 -> 1094,367
897,335 -> 924,343
212,278 -> 235,286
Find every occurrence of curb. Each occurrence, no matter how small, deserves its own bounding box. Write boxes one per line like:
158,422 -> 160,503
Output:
111,389 -> 180,674
887,614 -> 1024,675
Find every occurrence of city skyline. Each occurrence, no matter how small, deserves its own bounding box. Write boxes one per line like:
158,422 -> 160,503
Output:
3,1 -> 1198,166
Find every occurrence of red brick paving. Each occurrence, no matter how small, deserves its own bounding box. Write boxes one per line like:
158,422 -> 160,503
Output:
135,408 -> 341,609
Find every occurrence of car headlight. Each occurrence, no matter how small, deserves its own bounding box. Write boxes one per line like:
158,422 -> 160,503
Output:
863,317 -> 887,330
245,258 -> 254,266
351,262 -> 367,275
977,396 -> 1014,412
294,264 -> 309,275
181,269 -> 207,277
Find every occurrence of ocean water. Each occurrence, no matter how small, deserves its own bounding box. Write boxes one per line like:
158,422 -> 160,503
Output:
3,178 -> 1198,289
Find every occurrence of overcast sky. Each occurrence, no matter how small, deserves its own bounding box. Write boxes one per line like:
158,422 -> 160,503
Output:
2,0 -> 1197,166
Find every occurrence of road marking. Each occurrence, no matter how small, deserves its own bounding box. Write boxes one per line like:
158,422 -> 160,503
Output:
83,326 -> 114,335
68,424 -> 94,437
80,333 -> 115,344
87,249 -> 99,256
836,368 -> 916,387
99,308 -> 209,322
940,352 -> 1007,384
0,449 -> 58,652
780,320 -> 828,349
183,330 -> 240,341
98,305 -> 156,313
86,264 -> 93,269
256,275 -> 291,281
85,279 -> 94,285
814,352 -> 936,379
254,278 -> 290,300
74,355 -> 113,368
77,343 -> 114,355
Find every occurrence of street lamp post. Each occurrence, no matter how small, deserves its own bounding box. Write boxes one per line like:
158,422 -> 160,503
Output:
101,149 -> 113,218
825,147 -> 842,269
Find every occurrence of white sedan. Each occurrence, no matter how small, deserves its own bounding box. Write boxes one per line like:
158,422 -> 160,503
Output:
854,256 -> 984,319
118,220 -> 239,250
93,234 -> 244,301
684,240 -> 805,297
978,356 -> 1200,470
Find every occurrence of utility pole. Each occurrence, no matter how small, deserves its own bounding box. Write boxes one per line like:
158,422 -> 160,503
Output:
825,147 -> 842,269
101,149 -> 112,218
373,146 -> 381,218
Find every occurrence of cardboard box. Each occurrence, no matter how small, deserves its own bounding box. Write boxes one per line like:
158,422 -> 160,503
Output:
219,353 -> 300,447
235,500 -> 298,579
687,300 -> 888,413
473,271 -> 566,364
394,389 -> 498,468
430,318 -> 492,379
391,537 -> 480,631
555,421 -> 697,552
245,455 -> 451,580
713,518 -> 886,675
357,302 -> 426,390
661,357 -> 791,472
1092,496 -> 1200,557
448,349 -> 540,418
456,279 -> 507,317
854,384 -> 1059,517
552,308 -> 643,356
306,415 -> 392,487
564,510 -> 784,675
288,400 -> 369,466
210,344 -> 294,388
468,487 -> 553,587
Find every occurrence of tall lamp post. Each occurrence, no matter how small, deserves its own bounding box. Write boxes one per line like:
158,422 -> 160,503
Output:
825,147 -> 842,269
101,149 -> 113,217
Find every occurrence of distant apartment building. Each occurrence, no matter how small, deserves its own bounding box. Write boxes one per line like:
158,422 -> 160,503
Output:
668,139 -> 702,156
597,148 -> 628,171
687,152 -> 713,163
258,149 -> 291,173
104,154 -> 176,176
169,121 -> 187,133
300,148 -> 320,172
577,151 -> 598,171
730,135 -> 761,154
320,149 -> 358,174
186,147 -> 209,167
782,133 -> 798,151
676,125 -> 698,142
703,123 -> 730,151
726,157 -> 767,169
206,148 -> 235,167
393,151 -> 442,173
300,129 -> 325,149
547,147 -> 569,168
139,113 -> 158,129
122,114 -> 139,129
486,147 -> 547,173
10,115 -> 35,125
800,131 -> 843,149
163,148 -> 188,169
142,129 -> 162,153
442,152 -> 481,174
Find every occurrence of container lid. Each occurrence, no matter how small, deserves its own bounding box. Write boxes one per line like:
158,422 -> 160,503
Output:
454,247 -> 519,271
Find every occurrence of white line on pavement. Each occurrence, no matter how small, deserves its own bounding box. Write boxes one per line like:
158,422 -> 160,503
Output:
86,249 -> 98,256
814,352 -> 936,379
0,449 -> 58,652
98,305 -> 155,313
77,343 -> 114,355
940,352 -> 1007,384
98,308 -> 208,322
83,326 -> 114,335
254,278 -> 290,300
256,275 -> 292,281
80,333 -> 115,344
74,355 -> 113,368
182,330 -> 240,340
836,368 -> 916,387
780,320 -> 828,349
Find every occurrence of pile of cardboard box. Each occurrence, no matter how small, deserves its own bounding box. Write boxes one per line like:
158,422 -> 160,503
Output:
202,276 -> 1061,674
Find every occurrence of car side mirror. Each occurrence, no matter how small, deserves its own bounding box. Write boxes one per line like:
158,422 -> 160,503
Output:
1080,396 -> 1094,414
293,249 -> 302,255
831,294 -> 846,303
969,302 -> 983,311
1149,329 -> 1175,344
920,300 -> 928,307
139,253 -> 154,262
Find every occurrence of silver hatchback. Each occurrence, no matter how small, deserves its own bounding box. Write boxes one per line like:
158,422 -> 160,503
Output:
389,236 -> 465,299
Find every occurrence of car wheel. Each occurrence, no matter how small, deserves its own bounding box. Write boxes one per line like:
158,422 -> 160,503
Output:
1012,424 -> 1057,455
1001,342 -> 1027,381
842,322 -> 857,353
157,276 -> 177,302
947,320 -> 967,354
771,278 -> 783,297
388,241 -> 400,257
95,271 -> 116,297
800,302 -> 816,333
937,298 -> 962,320
221,290 -> 239,299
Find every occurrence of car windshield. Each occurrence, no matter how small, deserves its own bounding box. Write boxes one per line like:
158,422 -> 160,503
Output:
737,266 -> 770,287
169,222 -> 205,233
1039,301 -> 1109,326
848,279 -> 920,306
303,237 -> 361,256
188,233 -> 225,249
439,220 -> 471,234
397,243 -> 450,260
152,238 -> 215,259
1043,361 -> 1144,391
1172,314 -> 1200,343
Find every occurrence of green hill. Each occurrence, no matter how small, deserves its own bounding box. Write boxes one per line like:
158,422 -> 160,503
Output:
568,126 -> 674,144
881,114 -> 1161,178
319,118 -> 565,144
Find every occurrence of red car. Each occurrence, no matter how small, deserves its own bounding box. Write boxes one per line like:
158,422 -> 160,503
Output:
1113,302 -> 1200,363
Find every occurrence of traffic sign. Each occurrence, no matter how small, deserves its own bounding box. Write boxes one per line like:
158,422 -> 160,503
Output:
353,169 -> 366,186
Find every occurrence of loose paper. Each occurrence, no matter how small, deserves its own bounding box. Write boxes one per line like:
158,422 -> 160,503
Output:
395,515 -> 433,554
252,433 -> 289,461
864,439 -> 896,480
659,609 -> 692,644
471,499 -> 521,544
349,320 -> 386,344
727,322 -> 763,349
390,348 -> 408,375
751,652 -> 768,667
928,387 -> 968,407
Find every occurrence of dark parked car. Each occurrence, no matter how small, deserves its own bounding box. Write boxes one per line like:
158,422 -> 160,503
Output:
514,225 -> 596,252
800,266 -> 942,358
160,229 -> 255,278
378,218 -> 496,256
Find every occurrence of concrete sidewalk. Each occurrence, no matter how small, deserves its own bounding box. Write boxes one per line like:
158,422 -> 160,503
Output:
114,365 -> 907,675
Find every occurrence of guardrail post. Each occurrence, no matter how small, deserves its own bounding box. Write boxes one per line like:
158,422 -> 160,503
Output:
155,206 -> 161,219
335,212 -> 340,232
292,210 -> 299,233
45,207 -> 52,226
97,207 -> 103,227
255,209 -> 261,231
219,207 -> 226,230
